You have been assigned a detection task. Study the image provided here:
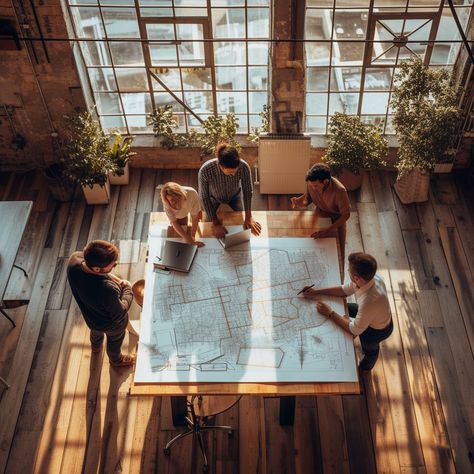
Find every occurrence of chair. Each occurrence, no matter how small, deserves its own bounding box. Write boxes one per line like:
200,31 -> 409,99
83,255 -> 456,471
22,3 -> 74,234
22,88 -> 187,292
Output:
164,395 -> 241,472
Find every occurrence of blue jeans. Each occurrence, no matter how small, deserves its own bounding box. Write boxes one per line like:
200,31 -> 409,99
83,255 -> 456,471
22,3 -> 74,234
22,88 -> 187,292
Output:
206,189 -> 243,221
90,317 -> 128,363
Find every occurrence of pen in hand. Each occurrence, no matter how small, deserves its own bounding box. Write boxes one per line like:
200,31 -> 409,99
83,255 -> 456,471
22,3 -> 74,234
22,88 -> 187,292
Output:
297,284 -> 314,295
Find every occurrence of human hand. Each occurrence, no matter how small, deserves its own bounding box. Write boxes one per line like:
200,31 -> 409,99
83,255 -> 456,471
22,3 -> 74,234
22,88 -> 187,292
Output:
213,223 -> 228,239
120,279 -> 132,289
244,217 -> 262,236
290,196 -> 308,209
317,301 -> 332,317
311,229 -> 329,239
193,240 -> 205,247
301,286 -> 318,299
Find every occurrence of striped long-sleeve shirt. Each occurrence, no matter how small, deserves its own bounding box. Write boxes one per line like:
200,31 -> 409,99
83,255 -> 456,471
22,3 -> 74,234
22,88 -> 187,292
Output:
198,158 -> 253,220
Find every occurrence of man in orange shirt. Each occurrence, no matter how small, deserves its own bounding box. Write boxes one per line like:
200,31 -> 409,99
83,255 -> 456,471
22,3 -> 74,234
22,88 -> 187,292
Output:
291,163 -> 350,261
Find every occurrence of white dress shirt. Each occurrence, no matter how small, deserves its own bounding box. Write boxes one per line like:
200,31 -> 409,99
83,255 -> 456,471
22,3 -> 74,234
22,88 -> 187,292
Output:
164,186 -> 201,222
342,275 -> 392,336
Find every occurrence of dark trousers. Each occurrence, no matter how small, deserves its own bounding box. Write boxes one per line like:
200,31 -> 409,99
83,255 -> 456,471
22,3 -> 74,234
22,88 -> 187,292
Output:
90,317 -> 128,363
348,303 -> 393,368
206,189 -> 243,221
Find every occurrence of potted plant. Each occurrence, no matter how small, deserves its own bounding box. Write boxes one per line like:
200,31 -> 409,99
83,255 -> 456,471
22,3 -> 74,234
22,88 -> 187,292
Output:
149,105 -> 188,149
62,111 -> 115,205
322,112 -> 388,191
391,58 -> 461,203
108,132 -> 136,185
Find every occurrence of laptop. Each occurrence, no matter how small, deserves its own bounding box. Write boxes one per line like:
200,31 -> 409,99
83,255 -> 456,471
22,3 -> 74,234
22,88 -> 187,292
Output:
153,239 -> 198,273
218,227 -> 251,249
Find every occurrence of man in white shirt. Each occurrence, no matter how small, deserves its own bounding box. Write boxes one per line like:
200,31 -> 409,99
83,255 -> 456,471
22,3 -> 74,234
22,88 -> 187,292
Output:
301,252 -> 393,370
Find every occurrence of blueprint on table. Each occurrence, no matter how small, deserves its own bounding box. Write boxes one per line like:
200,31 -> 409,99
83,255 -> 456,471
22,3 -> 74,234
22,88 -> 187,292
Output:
134,237 -> 358,383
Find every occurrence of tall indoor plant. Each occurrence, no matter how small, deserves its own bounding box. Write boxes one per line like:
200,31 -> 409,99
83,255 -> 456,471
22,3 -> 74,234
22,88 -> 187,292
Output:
62,111 -> 115,204
108,132 -> 136,185
391,58 -> 461,203
323,112 -> 388,190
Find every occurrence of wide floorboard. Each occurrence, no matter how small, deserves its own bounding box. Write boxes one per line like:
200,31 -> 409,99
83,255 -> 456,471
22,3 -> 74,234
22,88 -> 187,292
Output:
0,169 -> 473,474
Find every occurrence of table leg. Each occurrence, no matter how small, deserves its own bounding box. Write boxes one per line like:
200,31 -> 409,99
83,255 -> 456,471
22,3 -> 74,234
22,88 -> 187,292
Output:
279,396 -> 296,426
171,396 -> 187,426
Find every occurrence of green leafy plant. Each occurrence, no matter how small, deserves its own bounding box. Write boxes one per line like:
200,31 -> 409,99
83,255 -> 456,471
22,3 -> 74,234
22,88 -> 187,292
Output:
109,132 -> 136,176
198,113 -> 241,156
323,112 -> 388,176
247,105 -> 271,143
62,111 -> 114,188
148,105 -> 188,149
390,58 -> 461,177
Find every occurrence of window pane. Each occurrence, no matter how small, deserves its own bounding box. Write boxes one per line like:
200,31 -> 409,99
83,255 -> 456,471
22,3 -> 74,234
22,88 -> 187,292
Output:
211,0 -> 244,5
174,8 -> 208,16
248,67 -> 268,90
332,42 -> 364,64
217,92 -> 247,113
116,68 -> 148,91
364,68 -> 392,90
187,114 -> 210,131
153,68 -> 181,90
360,115 -> 386,129
154,92 -> 184,111
147,23 -> 175,40
248,8 -> 270,38
361,92 -> 389,114
95,92 -> 123,114
126,115 -> 153,133
89,67 -> 116,91
248,0 -> 270,5
248,42 -> 269,64
182,68 -> 212,90
305,9 -> 331,40
333,10 -> 368,39
175,0 -> 207,5
184,92 -> 213,113
101,8 -> 140,38
140,8 -> 173,17
214,42 -> 246,65
150,45 -> 178,66
234,114 -> 248,132
177,24 -> 205,65
100,115 -> 127,133
121,93 -> 152,114
71,7 -> 105,38
306,93 -> 328,114
80,41 -> 111,65
109,41 -> 144,66
328,93 -> 359,114
212,9 -> 246,38
331,67 -> 362,91
385,115 -> 395,134
430,44 -> 458,65
305,116 -> 327,134
307,67 -> 330,91
139,0 -> 172,4
100,0 -> 134,4
249,92 -> 267,113
335,0 -> 369,6
216,67 -> 247,90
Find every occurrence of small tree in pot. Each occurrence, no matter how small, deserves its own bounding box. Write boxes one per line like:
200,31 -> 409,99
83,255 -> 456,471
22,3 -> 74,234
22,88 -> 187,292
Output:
323,112 -> 388,191
108,132 -> 136,185
391,58 -> 461,203
62,111 -> 115,204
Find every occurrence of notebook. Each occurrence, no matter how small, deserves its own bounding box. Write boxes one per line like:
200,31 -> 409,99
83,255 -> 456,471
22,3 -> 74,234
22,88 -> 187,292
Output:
218,227 -> 251,249
153,239 -> 198,273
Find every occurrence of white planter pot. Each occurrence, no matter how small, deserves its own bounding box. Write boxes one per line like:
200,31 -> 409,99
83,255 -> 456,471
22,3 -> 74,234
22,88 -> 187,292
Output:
394,168 -> 430,204
109,162 -> 130,185
81,180 -> 110,205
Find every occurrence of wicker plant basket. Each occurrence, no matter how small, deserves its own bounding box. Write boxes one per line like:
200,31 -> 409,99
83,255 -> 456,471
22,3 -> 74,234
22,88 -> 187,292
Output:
394,168 -> 430,204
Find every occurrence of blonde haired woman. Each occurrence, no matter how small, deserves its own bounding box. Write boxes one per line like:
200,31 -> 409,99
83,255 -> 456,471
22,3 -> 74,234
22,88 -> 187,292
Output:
160,182 -> 204,247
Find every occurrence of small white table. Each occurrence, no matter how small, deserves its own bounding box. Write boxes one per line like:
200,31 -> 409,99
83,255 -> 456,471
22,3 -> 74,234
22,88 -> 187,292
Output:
0,201 -> 33,327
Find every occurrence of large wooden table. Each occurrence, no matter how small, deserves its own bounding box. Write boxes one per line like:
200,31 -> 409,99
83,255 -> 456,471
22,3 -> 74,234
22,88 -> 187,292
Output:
130,211 -> 360,424
0,201 -> 33,327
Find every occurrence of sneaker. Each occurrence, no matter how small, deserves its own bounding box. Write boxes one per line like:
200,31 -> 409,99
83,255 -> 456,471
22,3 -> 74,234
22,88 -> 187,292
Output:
110,354 -> 136,367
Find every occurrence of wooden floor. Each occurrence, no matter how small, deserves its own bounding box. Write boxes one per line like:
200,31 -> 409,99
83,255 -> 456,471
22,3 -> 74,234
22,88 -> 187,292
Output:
0,169 -> 473,474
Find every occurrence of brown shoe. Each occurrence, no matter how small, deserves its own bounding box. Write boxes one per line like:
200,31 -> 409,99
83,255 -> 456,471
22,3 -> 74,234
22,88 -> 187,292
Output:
110,354 -> 136,367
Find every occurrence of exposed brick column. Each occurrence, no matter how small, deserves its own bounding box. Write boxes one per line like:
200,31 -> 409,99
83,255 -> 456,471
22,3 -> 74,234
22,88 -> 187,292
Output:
271,0 -> 306,134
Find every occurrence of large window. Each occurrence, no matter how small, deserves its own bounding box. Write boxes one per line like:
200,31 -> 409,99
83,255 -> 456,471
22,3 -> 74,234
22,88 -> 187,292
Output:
67,0 -> 270,134
305,0 -> 473,134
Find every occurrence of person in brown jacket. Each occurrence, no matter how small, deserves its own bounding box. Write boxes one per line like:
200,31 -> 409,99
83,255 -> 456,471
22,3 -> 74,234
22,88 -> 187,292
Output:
291,163 -> 350,261
67,240 -> 135,367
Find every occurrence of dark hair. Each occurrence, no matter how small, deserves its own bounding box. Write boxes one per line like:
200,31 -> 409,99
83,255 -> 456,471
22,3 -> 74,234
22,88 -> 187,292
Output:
348,252 -> 377,281
216,143 -> 240,169
305,163 -> 331,182
83,240 -> 118,268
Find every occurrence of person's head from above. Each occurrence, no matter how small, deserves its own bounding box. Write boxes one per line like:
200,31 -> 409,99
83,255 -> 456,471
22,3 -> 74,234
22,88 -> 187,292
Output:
216,143 -> 240,176
161,182 -> 187,210
348,252 -> 377,287
305,163 -> 332,192
83,240 -> 119,274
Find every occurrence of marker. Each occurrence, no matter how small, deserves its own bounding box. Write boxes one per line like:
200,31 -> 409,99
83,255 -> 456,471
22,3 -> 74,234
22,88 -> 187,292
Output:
297,284 -> 314,295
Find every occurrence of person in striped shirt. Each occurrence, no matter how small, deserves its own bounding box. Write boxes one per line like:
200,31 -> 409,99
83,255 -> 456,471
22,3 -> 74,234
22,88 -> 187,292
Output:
198,143 -> 261,238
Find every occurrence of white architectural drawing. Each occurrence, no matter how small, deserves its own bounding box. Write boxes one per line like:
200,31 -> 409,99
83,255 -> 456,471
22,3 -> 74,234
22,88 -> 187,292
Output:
134,236 -> 358,383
